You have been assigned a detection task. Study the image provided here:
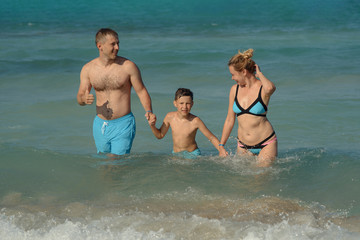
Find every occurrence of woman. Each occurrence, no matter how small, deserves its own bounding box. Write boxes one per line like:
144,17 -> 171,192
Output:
219,49 -> 277,167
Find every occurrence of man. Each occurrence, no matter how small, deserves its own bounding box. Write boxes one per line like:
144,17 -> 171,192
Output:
77,28 -> 155,156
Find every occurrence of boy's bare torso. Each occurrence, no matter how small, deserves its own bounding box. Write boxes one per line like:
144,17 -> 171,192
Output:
166,112 -> 199,152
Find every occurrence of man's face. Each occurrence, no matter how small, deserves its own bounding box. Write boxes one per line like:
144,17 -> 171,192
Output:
99,35 -> 119,60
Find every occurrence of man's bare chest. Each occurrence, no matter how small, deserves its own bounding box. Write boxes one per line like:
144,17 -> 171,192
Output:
90,69 -> 130,91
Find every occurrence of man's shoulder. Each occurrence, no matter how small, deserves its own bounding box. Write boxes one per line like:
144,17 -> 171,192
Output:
82,58 -> 98,70
116,56 -> 135,66
114,57 -> 139,74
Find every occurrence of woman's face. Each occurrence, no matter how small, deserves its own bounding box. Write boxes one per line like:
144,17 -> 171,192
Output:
228,65 -> 244,83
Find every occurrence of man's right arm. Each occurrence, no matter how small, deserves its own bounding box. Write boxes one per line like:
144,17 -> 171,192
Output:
77,65 -> 94,106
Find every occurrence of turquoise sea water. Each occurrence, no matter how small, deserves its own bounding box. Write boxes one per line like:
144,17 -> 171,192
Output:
1,0 -> 360,239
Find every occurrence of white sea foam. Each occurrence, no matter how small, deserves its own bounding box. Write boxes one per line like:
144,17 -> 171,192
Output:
0,210 -> 359,240
1,187 -> 359,240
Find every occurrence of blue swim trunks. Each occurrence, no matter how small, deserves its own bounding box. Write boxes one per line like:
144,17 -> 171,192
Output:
172,148 -> 201,159
93,113 -> 136,155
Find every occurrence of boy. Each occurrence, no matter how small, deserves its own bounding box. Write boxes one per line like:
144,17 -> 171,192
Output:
148,88 -> 227,158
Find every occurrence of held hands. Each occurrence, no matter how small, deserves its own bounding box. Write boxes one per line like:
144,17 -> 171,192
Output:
219,146 -> 229,157
83,89 -> 94,105
145,112 -> 156,126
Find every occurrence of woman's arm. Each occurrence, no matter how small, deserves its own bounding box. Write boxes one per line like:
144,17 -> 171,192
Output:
255,64 -> 276,98
219,86 -> 237,156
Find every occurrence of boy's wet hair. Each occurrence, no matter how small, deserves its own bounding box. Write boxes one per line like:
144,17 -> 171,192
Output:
175,88 -> 193,100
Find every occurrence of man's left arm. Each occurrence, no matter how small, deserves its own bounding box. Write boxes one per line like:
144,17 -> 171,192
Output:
128,61 -> 154,120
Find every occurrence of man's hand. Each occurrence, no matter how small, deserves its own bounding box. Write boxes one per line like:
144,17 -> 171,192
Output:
84,89 -> 94,105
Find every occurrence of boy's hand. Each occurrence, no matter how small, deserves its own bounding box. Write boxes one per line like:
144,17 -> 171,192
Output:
147,113 -> 156,126
145,111 -> 153,121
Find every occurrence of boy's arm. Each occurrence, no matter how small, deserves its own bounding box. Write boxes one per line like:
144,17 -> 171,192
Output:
149,114 -> 170,139
196,118 -> 228,155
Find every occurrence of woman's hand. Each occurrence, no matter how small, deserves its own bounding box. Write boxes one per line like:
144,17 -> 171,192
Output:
219,146 -> 229,157
255,64 -> 261,78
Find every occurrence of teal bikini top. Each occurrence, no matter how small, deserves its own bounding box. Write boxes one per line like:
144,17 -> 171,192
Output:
232,85 -> 267,117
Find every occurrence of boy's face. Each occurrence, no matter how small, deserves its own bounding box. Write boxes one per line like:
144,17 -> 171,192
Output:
174,96 -> 193,116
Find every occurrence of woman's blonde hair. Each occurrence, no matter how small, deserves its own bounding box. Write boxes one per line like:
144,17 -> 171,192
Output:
228,49 -> 256,74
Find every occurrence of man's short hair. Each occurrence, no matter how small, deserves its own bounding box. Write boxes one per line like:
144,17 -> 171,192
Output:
95,28 -> 118,45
